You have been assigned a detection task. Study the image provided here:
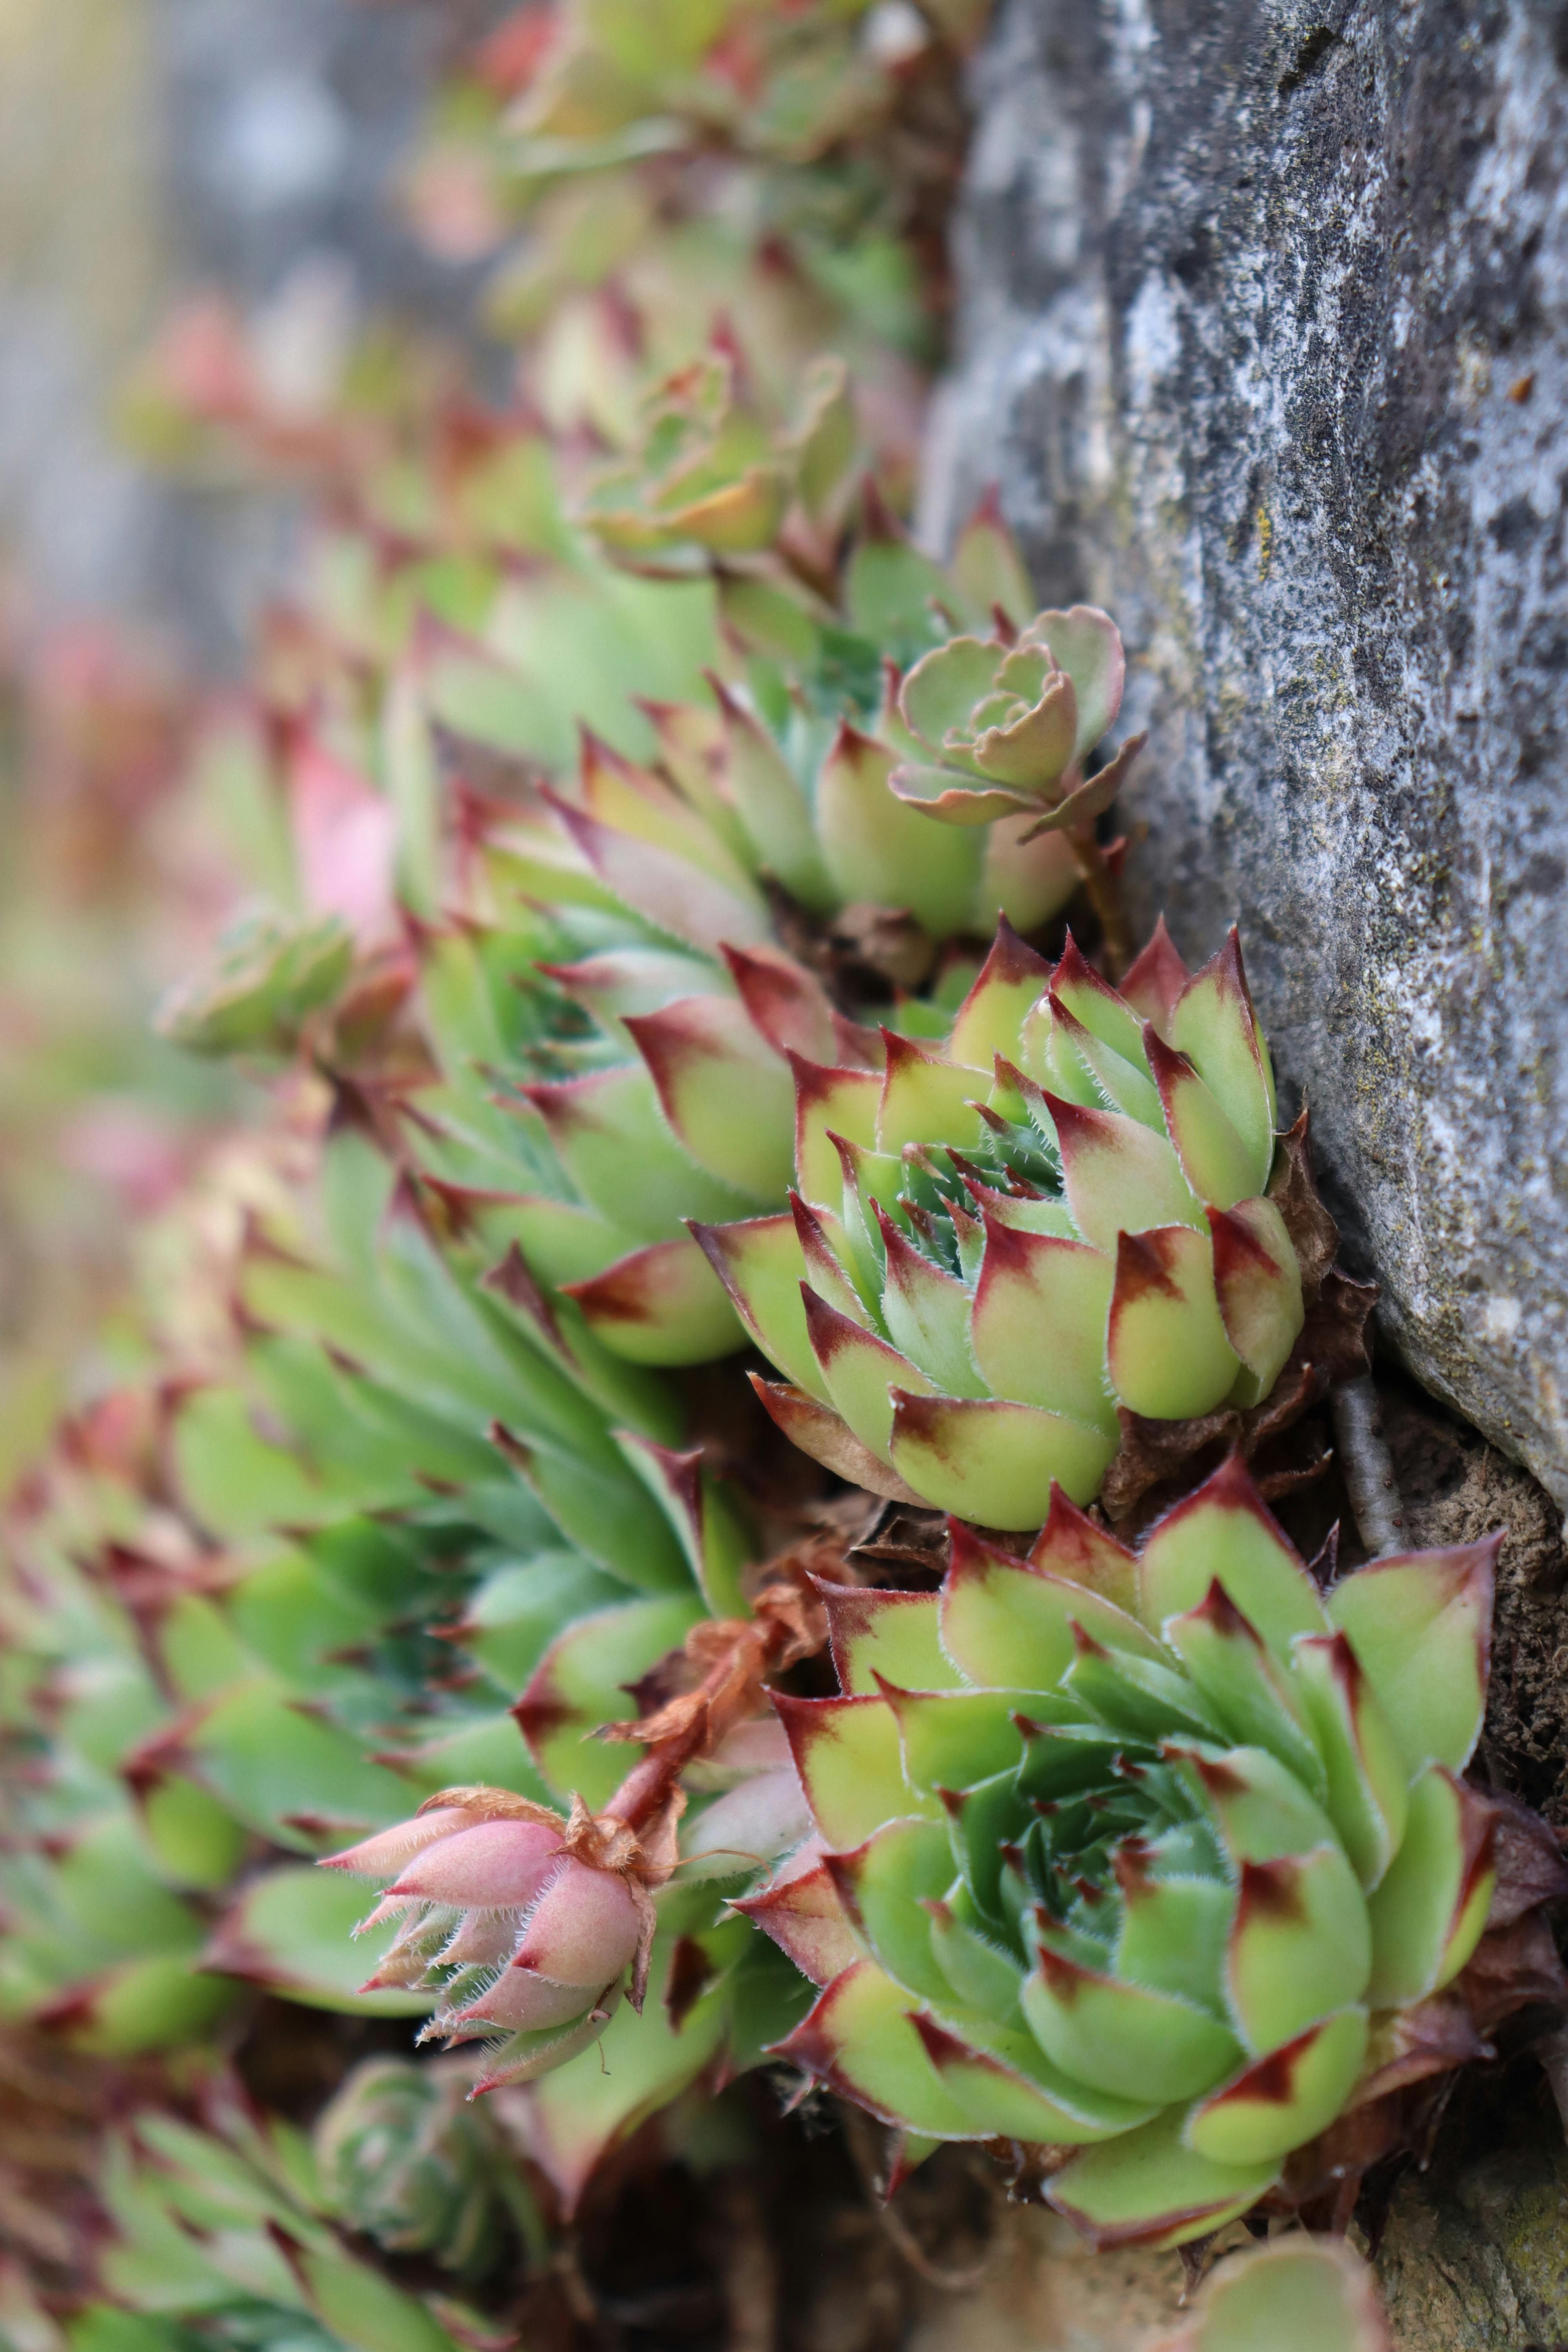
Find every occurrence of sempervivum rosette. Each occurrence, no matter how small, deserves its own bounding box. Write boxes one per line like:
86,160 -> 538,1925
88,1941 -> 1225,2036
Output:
889,606 -> 1146,840
741,1459 -> 1504,2248
399,603 -> 1101,1377
697,917 -> 1310,1528
314,2056 -> 529,2275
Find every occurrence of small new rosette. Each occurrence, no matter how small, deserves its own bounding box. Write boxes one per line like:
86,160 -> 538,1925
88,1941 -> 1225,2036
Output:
315,2056 -> 519,2274
890,606 -> 1147,837
740,1459 -> 1501,2250
698,918 -> 1306,1527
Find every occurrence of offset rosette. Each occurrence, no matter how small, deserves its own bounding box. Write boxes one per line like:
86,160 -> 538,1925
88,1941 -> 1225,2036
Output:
740,1459 -> 1501,2249
315,2055 -> 521,2274
890,606 -> 1147,836
323,1787 -> 675,2093
578,347 -> 800,563
698,919 -> 1307,1527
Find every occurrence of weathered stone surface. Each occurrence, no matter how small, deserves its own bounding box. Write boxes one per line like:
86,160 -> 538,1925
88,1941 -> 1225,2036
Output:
1375,2111 -> 1568,2348
924,0 -> 1568,1510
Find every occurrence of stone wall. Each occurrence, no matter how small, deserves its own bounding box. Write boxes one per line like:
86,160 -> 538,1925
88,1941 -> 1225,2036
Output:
924,0 -> 1568,1513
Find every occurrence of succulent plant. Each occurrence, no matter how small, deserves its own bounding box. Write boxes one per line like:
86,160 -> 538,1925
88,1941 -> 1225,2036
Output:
321,496 -> 1101,1382
743,1458 -> 1505,2247
315,2053 -> 541,2274
23,0 -> 1560,2331
699,919 -> 1313,1527
890,607 -> 1146,838
82,2082 -> 515,2352
578,345 -> 838,564
1145,2234 -> 1390,2352
411,0 -> 986,403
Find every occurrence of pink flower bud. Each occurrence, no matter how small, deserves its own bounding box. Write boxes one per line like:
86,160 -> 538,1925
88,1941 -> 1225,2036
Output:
449,1967 -> 596,2034
439,1909 -> 521,1968
512,1859 -> 641,1987
352,1893 -> 417,1935
356,1909 -> 452,1991
323,1805 -> 482,1881
386,1818 -> 564,1909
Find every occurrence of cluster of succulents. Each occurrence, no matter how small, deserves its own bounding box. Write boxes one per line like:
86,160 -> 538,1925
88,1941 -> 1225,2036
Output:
407,0 -> 985,394
4,2 -> 1564,2349
69,2062 -> 543,2352
746,1458 -> 1506,2243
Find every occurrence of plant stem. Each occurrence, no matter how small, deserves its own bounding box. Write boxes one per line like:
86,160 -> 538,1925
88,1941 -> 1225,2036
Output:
1069,825 -> 1130,978
1330,1373 -> 1406,1556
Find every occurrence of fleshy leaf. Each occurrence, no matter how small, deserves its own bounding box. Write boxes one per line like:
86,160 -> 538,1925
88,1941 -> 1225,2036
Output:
1208,1196 -> 1304,1398
747,1374 -> 926,1504
1050,1096 -> 1205,1248
562,1236 -> 744,1365
691,1214 -> 824,1399
946,921 -> 1054,1068
827,1818 -> 955,2001
875,1033 -> 988,1156
710,681 -> 834,910
521,1063 -> 753,1241
1183,2007 -> 1370,2166
1020,1949 -> 1243,2106
1045,2107 -> 1279,2252
768,1961 -> 978,2137
1291,1633 -> 1410,1891
969,1217 -> 1117,1428
733,1861 -> 867,1989
1028,1490 -> 1140,1617
877,1208 -> 985,1395
1163,1583 -> 1325,1798
773,1695 -> 912,1847
1024,607 -> 1125,763
1138,1458 -> 1328,1657
886,1391 -> 1118,1527
1145,1027 -> 1260,1209
819,1584 -> 962,1697
1325,1537 -> 1498,1773
911,2013 -> 1158,2142
815,723 -> 982,938
881,1684 -> 1052,1795
1120,919 -> 1192,1035
791,1054 -> 880,1208
1226,1846 -> 1372,2051
804,1286 -> 931,1459
1106,1224 -> 1240,1420
1364,1766 -> 1497,2005
940,1522 -> 1165,1690
1169,932 -> 1275,1191
546,790 -> 771,955
1154,2235 -> 1392,2352
625,996 -> 797,1200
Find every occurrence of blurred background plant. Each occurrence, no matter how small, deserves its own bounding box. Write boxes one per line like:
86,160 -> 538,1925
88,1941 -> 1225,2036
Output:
0,4 -> 1043,2349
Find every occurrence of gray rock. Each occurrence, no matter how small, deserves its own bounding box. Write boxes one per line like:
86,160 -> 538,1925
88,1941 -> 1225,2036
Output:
924,0 -> 1568,1512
